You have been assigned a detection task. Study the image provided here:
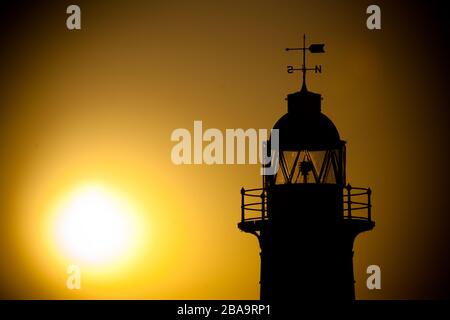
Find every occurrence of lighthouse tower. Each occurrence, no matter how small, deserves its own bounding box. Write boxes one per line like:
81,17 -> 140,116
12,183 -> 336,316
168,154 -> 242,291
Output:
238,36 -> 374,302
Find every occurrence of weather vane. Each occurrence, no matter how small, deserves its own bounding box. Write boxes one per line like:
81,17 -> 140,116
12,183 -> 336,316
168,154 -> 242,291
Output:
286,34 -> 325,90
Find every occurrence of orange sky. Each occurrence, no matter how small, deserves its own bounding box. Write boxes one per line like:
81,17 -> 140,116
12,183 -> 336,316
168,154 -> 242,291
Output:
0,0 -> 449,299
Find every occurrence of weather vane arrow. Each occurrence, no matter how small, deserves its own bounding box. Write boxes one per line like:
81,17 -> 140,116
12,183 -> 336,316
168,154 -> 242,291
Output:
286,34 -> 325,90
308,43 -> 325,53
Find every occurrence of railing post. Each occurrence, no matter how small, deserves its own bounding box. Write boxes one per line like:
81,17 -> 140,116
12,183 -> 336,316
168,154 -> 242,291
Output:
346,184 -> 352,219
261,191 -> 266,220
241,187 -> 245,222
367,188 -> 372,222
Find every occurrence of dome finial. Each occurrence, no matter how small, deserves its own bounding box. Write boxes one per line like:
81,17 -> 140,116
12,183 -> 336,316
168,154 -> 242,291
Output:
286,34 -> 325,92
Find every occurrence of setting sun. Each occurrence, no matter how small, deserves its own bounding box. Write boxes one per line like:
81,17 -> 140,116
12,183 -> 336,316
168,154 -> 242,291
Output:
53,184 -> 139,265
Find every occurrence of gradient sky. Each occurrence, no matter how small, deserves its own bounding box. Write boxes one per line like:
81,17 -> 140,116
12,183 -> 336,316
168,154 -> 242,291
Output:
0,0 -> 449,299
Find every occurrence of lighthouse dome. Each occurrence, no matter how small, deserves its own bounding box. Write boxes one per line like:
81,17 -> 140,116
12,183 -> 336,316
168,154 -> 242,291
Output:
273,88 -> 342,151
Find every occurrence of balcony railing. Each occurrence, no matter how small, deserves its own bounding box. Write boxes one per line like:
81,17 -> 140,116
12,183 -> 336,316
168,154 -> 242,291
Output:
343,184 -> 372,221
240,184 -> 372,225
240,187 -> 268,224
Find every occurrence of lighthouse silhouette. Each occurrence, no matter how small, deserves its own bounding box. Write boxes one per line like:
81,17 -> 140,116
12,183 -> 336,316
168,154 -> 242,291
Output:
238,35 -> 375,302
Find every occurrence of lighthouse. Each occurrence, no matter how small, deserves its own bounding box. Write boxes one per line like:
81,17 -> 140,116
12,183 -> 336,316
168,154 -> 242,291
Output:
238,36 -> 374,302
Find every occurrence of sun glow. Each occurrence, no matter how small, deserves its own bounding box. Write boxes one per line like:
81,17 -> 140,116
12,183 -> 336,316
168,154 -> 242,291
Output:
53,184 -> 140,265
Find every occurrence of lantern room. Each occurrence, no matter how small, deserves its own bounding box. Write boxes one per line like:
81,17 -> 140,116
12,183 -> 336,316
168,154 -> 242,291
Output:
267,86 -> 346,187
